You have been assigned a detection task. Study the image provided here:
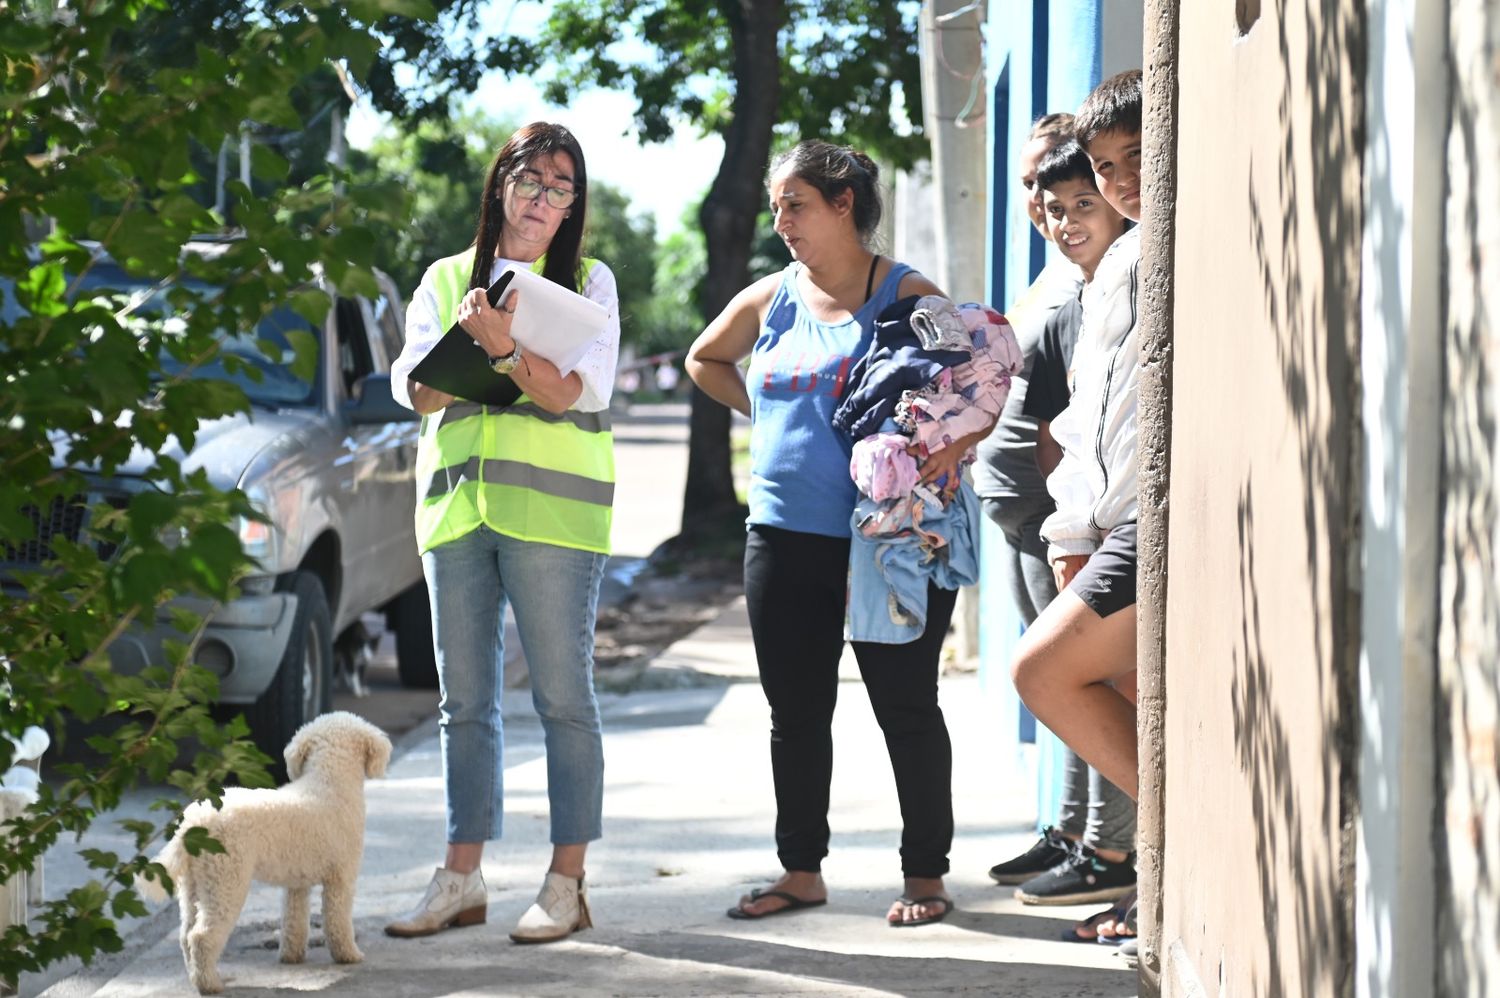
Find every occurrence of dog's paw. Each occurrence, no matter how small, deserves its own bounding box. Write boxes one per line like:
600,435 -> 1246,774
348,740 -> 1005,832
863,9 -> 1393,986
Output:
278,948 -> 307,964
191,971 -> 224,995
331,946 -> 364,964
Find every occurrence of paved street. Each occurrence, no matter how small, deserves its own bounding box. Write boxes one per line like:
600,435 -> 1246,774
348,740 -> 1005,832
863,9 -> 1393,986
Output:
22,401 -> 1138,996
32,614 -> 1136,997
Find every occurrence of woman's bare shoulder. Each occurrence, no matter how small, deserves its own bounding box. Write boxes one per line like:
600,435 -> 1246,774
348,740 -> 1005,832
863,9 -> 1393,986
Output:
894,266 -> 946,300
725,269 -> 788,322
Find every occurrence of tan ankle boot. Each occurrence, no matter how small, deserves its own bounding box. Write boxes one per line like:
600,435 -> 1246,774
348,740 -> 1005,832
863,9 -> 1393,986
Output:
509,871 -> 592,944
385,867 -> 487,938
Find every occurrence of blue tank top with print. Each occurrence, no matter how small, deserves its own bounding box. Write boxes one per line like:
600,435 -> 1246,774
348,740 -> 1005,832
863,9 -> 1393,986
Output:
746,260 -> 914,537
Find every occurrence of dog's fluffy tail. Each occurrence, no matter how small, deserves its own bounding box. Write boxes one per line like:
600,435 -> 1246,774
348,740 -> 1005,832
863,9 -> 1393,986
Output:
137,830 -> 188,903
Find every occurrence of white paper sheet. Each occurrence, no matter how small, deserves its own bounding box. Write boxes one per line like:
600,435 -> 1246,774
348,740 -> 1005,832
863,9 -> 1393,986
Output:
500,265 -> 611,375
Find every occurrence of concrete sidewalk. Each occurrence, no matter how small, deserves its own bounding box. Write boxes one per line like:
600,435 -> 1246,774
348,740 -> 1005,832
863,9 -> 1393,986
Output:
37,599 -> 1137,998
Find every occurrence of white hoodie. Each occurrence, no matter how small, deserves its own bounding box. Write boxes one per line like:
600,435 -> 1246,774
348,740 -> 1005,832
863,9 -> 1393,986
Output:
1041,226 -> 1141,563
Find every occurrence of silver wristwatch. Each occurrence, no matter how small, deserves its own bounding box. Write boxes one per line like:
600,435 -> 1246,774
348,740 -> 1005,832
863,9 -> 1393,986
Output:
488,342 -> 522,375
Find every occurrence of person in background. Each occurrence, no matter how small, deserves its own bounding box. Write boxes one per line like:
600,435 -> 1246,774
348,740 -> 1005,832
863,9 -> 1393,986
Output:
687,140 -> 994,928
385,121 -> 621,945
655,360 -> 680,396
972,112 -> 1079,631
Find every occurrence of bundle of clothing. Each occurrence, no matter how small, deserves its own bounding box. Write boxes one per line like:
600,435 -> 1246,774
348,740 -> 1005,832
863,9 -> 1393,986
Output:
833,295 -> 1022,643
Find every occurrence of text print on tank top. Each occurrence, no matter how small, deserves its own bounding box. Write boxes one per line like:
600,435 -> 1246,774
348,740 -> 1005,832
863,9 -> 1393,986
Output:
757,255 -> 881,398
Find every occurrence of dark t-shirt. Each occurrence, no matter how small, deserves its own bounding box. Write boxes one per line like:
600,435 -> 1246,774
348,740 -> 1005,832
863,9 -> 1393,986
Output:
1022,292 -> 1083,424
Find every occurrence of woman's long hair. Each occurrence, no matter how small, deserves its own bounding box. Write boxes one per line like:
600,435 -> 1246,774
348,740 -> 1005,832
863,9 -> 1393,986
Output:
468,122 -> 588,293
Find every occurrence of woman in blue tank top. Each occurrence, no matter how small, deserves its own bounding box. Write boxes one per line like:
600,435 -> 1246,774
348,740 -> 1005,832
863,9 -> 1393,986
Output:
687,140 -> 975,928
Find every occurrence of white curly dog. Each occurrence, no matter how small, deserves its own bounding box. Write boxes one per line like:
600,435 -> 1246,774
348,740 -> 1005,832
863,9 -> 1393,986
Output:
141,711 -> 392,995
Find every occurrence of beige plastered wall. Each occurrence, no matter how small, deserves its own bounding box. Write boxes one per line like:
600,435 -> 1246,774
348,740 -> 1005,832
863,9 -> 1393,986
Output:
1161,2 -> 1363,995
1439,1 -> 1500,994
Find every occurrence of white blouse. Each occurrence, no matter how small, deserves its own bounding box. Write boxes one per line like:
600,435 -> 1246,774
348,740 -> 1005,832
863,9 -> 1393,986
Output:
392,255 -> 621,414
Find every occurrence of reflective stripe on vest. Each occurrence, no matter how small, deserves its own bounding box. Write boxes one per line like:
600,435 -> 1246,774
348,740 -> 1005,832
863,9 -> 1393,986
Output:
414,249 -> 614,555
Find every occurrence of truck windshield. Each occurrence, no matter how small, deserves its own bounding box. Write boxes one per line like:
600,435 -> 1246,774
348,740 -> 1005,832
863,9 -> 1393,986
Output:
92,265 -> 321,408
0,259 -> 322,408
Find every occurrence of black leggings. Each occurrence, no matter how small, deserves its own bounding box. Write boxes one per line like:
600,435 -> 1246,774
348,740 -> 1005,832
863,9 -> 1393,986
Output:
743,524 -> 958,878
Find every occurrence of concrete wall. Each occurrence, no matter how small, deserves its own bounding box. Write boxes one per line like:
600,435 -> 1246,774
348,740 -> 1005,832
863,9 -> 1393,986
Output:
892,161 -> 941,281
1438,2 -> 1500,994
1355,1 -> 1445,995
1161,1 -> 1364,994
1136,3 -> 1179,989
980,0 -> 1062,806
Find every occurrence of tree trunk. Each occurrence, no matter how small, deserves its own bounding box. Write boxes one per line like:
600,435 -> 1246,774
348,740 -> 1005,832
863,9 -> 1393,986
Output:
680,0 -> 785,538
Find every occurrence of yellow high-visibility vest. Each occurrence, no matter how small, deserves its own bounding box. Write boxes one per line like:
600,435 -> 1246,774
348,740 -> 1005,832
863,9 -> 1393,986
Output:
414,249 -> 614,555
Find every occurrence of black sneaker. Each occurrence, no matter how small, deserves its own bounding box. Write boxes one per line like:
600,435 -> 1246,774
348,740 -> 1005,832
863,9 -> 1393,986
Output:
1014,844 -> 1136,905
987,826 -> 1075,885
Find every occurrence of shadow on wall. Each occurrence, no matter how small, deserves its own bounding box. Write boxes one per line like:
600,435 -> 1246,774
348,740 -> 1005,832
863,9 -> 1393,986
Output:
1230,484 -> 1348,998
1437,4 -> 1499,991
1233,0 -> 1366,994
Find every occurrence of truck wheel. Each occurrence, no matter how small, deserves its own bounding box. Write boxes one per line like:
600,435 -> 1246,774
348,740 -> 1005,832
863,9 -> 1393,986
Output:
245,571 -> 333,775
390,581 -> 439,689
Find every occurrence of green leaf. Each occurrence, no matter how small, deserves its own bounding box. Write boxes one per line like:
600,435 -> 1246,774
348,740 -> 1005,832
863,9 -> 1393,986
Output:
167,606 -> 203,635
119,819 -> 156,844
111,890 -> 149,919
284,327 -> 319,383
176,523 -> 244,599
249,144 -> 290,182
126,491 -> 179,541
180,826 -> 226,857
287,288 -> 332,327
346,0 -> 437,20
79,849 -> 120,870
16,261 -> 67,317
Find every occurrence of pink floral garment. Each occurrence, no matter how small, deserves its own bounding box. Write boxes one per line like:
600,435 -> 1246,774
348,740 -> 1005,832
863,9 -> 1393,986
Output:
905,303 -> 1023,460
846,301 -> 1022,542
849,432 -> 922,501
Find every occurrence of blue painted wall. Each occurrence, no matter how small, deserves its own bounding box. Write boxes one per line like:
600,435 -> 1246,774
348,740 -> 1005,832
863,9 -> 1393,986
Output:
981,0 -> 1108,831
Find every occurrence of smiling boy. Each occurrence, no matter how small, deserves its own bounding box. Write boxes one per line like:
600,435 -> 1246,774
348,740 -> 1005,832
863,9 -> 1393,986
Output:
1040,142 -> 1131,285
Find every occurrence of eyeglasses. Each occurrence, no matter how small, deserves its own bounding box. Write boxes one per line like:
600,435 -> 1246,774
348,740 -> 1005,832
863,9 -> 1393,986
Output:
510,174 -> 578,210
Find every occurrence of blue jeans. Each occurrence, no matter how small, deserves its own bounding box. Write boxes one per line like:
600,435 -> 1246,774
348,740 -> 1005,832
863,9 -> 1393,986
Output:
422,526 -> 606,845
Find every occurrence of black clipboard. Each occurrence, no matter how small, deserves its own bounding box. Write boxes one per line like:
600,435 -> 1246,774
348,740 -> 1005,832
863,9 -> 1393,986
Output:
409,271 -> 523,407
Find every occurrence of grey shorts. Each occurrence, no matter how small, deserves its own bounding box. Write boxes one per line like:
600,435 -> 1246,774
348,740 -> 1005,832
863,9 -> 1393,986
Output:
1069,522 -> 1138,618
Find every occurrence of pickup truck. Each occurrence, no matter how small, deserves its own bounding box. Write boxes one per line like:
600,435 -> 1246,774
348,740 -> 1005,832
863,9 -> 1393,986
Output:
2,243 -> 436,761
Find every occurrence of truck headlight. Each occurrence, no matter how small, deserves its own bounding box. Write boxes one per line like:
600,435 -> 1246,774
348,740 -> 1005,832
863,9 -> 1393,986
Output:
238,516 -> 274,560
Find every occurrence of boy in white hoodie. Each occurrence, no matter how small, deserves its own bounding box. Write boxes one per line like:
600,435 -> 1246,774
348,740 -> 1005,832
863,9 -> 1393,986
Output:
1011,69 -> 1145,806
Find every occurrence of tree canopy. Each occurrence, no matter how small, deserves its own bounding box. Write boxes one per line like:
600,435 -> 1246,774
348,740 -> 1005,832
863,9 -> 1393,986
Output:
517,0 -> 926,535
533,0 -> 925,167
1,0 -> 424,982
350,113 -> 659,344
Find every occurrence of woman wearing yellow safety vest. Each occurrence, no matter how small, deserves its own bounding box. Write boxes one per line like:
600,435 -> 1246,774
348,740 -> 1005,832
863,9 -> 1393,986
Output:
384,122 -> 620,945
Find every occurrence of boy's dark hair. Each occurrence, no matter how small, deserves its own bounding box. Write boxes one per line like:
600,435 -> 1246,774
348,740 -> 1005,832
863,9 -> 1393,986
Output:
1029,112 -> 1075,144
1036,139 -> 1097,194
1074,69 -> 1142,147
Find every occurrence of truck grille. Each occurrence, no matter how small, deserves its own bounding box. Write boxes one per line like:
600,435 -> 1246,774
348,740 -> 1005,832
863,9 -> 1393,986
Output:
2,493 -> 127,566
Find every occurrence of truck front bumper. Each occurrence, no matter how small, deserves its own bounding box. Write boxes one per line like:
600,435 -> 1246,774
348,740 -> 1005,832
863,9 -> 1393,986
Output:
107,592 -> 299,704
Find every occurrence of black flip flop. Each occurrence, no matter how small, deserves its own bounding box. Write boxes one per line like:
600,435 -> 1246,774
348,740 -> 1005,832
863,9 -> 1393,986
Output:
887,894 -> 953,927
725,887 -> 828,920
1062,901 -> 1126,943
